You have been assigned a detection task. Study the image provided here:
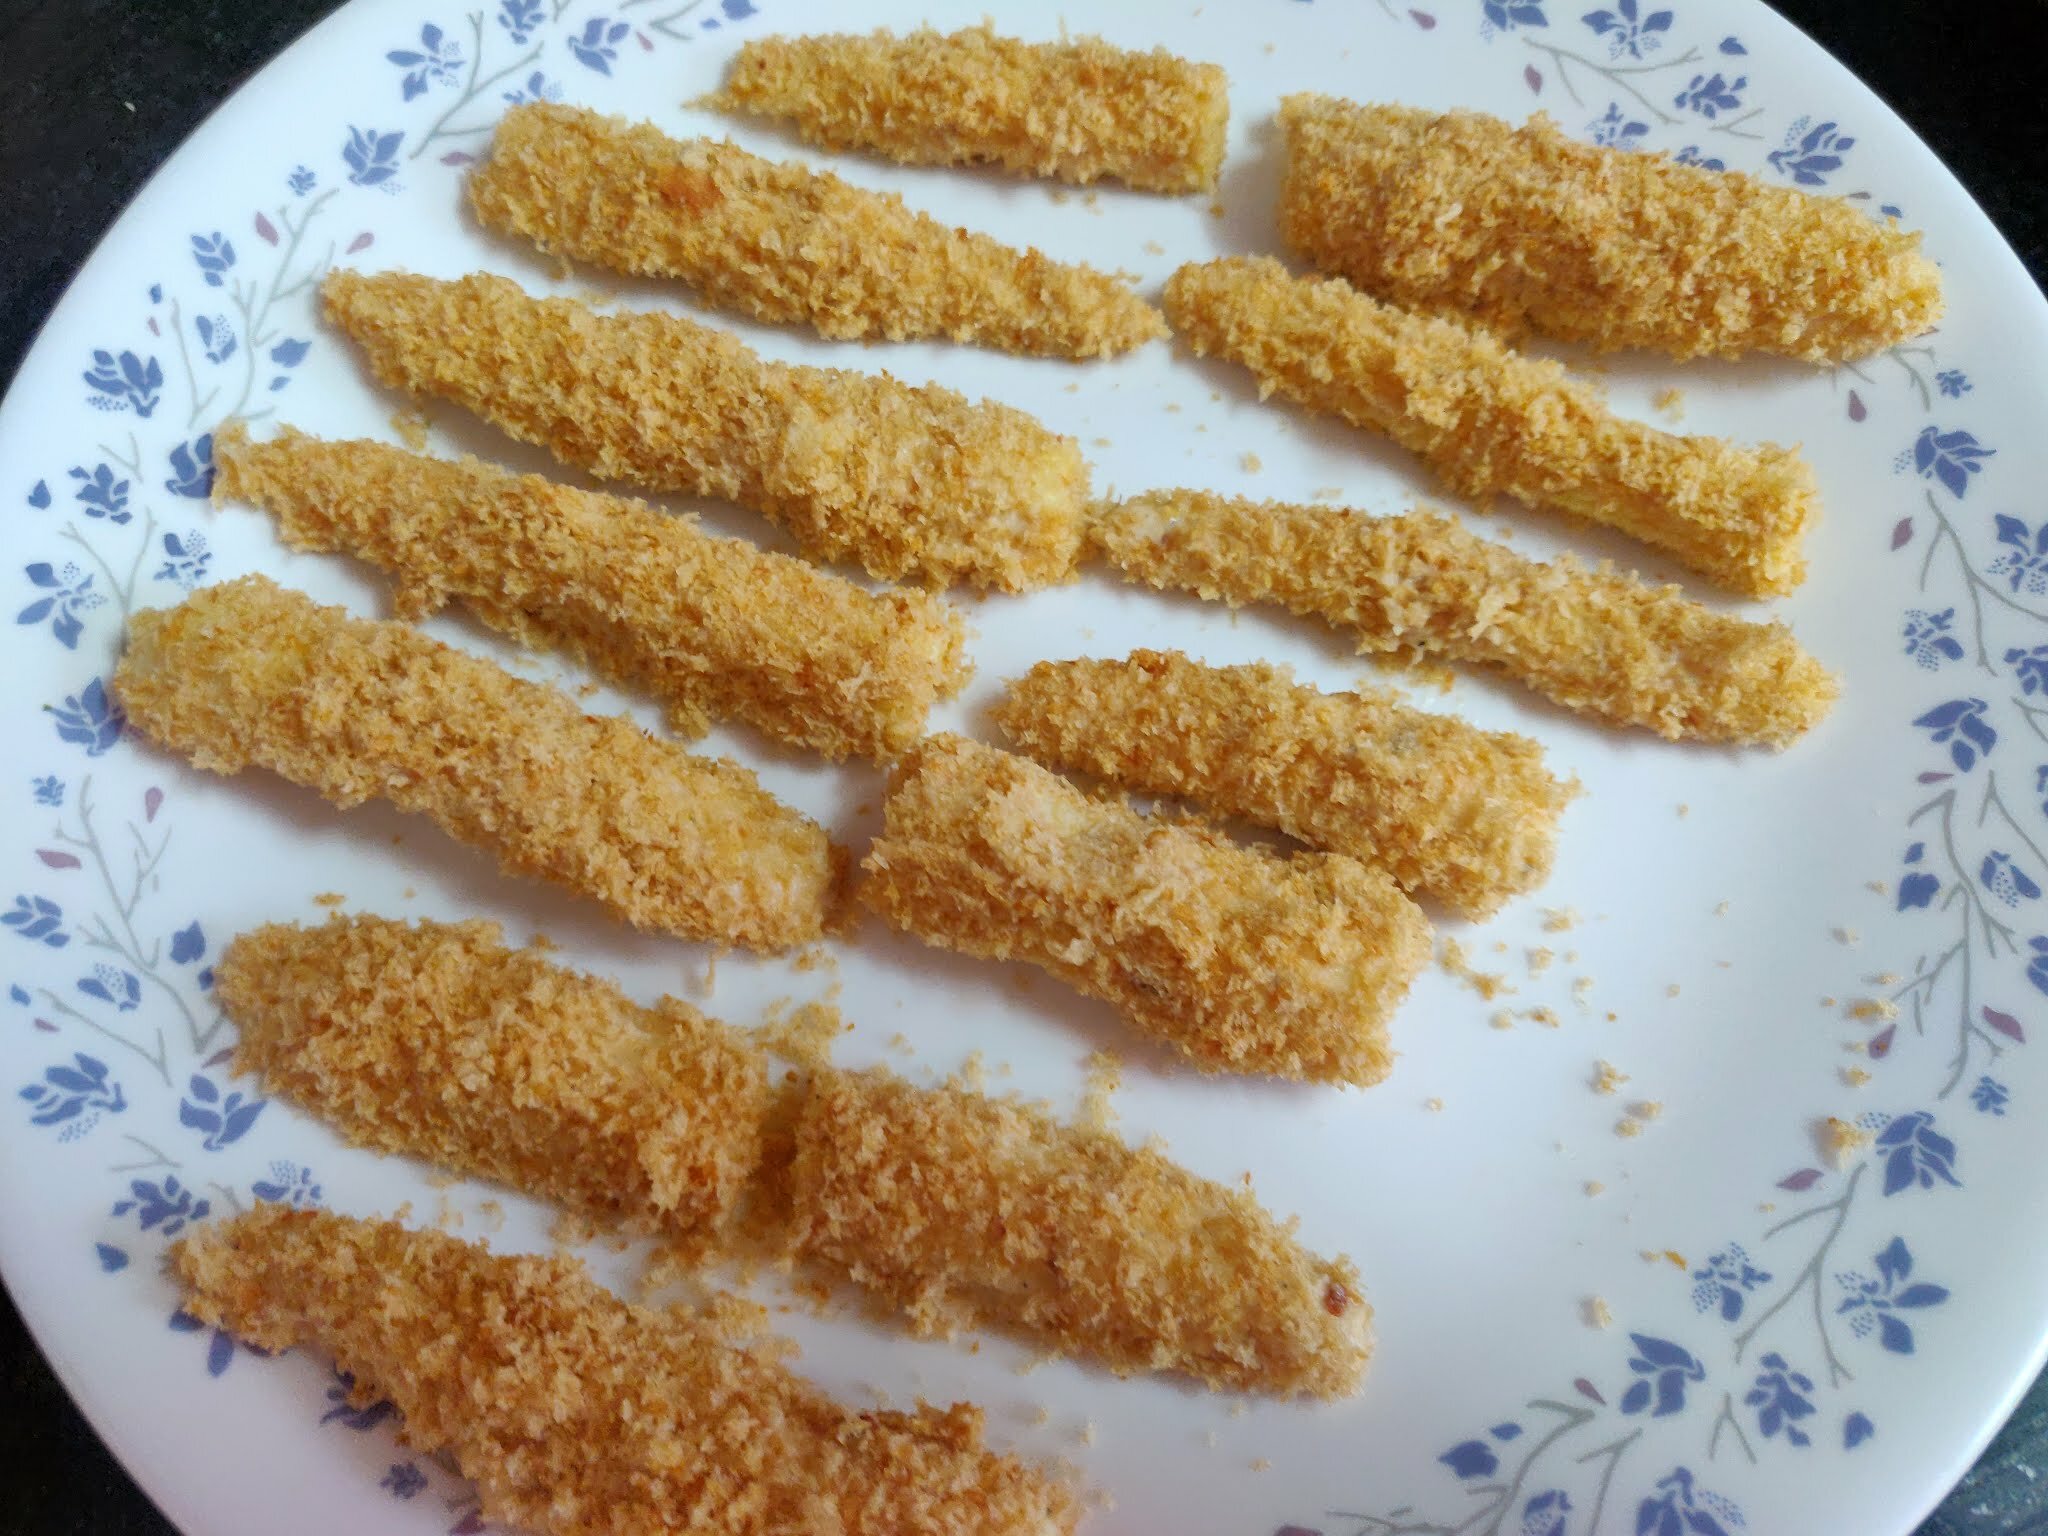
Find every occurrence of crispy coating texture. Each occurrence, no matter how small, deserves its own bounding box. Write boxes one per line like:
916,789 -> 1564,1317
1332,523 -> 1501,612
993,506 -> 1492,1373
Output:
322,269 -> 1088,591
214,425 -> 969,761
173,1208 -> 1077,1536
995,649 -> 1571,918
1092,493 -> 1836,748
470,104 -> 1165,359
1162,257 -> 1815,597
219,916 -> 771,1235
1278,97 -> 1943,362
859,734 -> 1429,1084
112,577 -> 837,950
787,1066 -> 1369,1397
711,23 -> 1228,194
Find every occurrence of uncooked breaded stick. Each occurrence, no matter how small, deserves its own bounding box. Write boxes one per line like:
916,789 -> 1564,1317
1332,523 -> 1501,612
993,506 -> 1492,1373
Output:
1091,493 -> 1836,748
1162,257 -> 1815,598
787,1066 -> 1369,1398
113,577 -> 837,950
215,425 -> 969,761
995,650 -> 1572,918
174,1209 -> 1077,1536
220,916 -> 771,1236
711,23 -> 1228,194
470,103 -> 1165,359
322,269 -> 1087,591
859,734 -> 1428,1085
1278,96 -> 1943,362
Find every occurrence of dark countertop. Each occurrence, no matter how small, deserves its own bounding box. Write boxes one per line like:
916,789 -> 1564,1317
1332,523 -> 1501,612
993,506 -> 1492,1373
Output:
1,2 -> 2044,1532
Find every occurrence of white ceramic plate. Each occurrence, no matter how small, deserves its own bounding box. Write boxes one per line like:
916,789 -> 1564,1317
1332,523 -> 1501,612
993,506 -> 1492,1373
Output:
4,1 -> 2045,1532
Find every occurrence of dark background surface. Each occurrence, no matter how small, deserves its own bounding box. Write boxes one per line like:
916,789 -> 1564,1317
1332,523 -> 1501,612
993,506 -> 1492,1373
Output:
1,1 -> 2044,1532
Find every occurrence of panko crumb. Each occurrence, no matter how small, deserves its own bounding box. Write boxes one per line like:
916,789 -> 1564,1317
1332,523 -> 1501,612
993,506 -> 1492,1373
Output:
1544,907 -> 1580,933
1145,240 -> 1167,256
1240,453 -> 1263,473
1592,1060 -> 1629,1095
1846,997 -> 1899,1022
1834,927 -> 1862,947
312,892 -> 346,909
759,1000 -> 848,1070
1078,1051 -> 1124,1131
1652,387 -> 1685,421
1490,1009 -> 1515,1031
1616,1118 -> 1643,1139
1666,984 -> 1682,998
1584,1181 -> 1605,1197
1439,937 -> 1514,1001
1631,1101 -> 1663,1121
1572,977 -> 1595,1009
388,407 -> 431,450
1713,900 -> 1731,917
1250,1458 -> 1273,1473
1823,1116 -> 1874,1168
1423,1096 -> 1445,1113
1080,1422 -> 1098,1447
1843,1066 -> 1872,1088
1527,947 -> 1555,977
1585,1296 -> 1613,1329
1867,880 -> 1889,896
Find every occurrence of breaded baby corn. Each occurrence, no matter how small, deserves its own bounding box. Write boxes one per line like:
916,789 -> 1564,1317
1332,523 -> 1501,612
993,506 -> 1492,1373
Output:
1162,257 -> 1815,597
113,577 -> 837,950
1091,493 -> 1836,748
174,1208 -> 1077,1536
322,269 -> 1087,591
219,916 -> 771,1235
470,103 -> 1165,358
859,734 -> 1429,1084
214,425 -> 969,761
711,23 -> 1229,194
1278,96 -> 1943,362
787,1066 -> 1369,1397
995,650 -> 1571,918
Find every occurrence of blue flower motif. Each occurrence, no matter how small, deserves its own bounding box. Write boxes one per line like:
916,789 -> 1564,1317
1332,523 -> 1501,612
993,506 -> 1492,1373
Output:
344,126 -> 406,188
32,776 -> 64,808
68,463 -> 131,523
1634,1467 -> 1743,1536
155,531 -> 212,591
1522,1489 -> 1571,1536
1989,515 -> 2048,593
569,17 -> 632,72
179,1074 -> 266,1152
194,313 -> 236,365
498,0 -> 545,43
1980,851 -> 2041,906
322,1367 -> 398,1430
1911,426 -> 1994,498
502,69 -> 563,105
165,434 -> 214,500
1674,72 -> 1745,117
720,0 -> 757,16
251,1160 -> 323,1207
1912,697 -> 1994,771
1876,1110 -> 1961,1194
1844,1411 -> 1876,1449
1690,1243 -> 1773,1322
381,1462 -> 428,1500
167,1308 -> 247,1377
1897,870 -> 1940,910
1587,102 -> 1649,148
2009,644 -> 2048,696
1971,1076 -> 2010,1115
51,677 -> 124,756
1902,608 -> 1963,670
189,231 -> 236,287
388,22 -> 464,100
1619,1334 -> 1704,1416
81,349 -> 163,417
1834,1237 -> 1949,1354
77,963 -> 141,1012
1767,117 -> 1855,186
19,1052 -> 126,1139
1936,369 -> 1972,398
1583,0 -> 1670,58
27,480 -> 51,508
2030,936 -> 2048,998
1439,1439 -> 1498,1478
288,164 -> 317,196
17,561 -> 103,650
1672,145 -> 1727,171
111,1175 -> 211,1237
1744,1352 -> 1817,1446
4,894 -> 70,947
169,921 -> 205,965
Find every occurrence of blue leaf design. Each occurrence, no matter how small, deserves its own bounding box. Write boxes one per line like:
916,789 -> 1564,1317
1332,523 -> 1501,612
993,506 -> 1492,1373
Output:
270,338 -> 311,367
1439,1439 -> 1499,1479
1877,1311 -> 1914,1354
188,1074 -> 219,1104
1621,1379 -> 1651,1414
206,1330 -> 235,1376
169,922 -> 205,965
1844,1412 -> 1874,1448
95,1243 -> 128,1272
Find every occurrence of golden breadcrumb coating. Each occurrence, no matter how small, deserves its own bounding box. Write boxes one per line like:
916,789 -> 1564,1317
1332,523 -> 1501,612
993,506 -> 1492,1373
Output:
214,425 -> 969,762
113,577 -> 837,950
1278,97 -> 1943,362
859,734 -> 1429,1084
1162,257 -> 1815,597
711,23 -> 1228,194
220,916 -> 771,1235
787,1066 -> 1369,1397
321,269 -> 1087,591
995,649 -> 1572,918
1091,493 -> 1836,748
470,104 -> 1165,359
174,1208 -> 1077,1536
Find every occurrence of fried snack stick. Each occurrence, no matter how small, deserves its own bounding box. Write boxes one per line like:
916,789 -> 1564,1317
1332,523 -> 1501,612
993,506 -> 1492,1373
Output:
859,734 -> 1428,1084
220,916 -> 771,1238
174,1208 -> 1078,1536
214,426 -> 969,762
1162,257 -> 1814,597
113,577 -> 836,950
322,269 -> 1087,591
470,103 -> 1165,359
1278,96 -> 1943,362
710,23 -> 1229,194
787,1066 -> 1369,1397
1091,493 -> 1836,748
995,650 -> 1571,918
